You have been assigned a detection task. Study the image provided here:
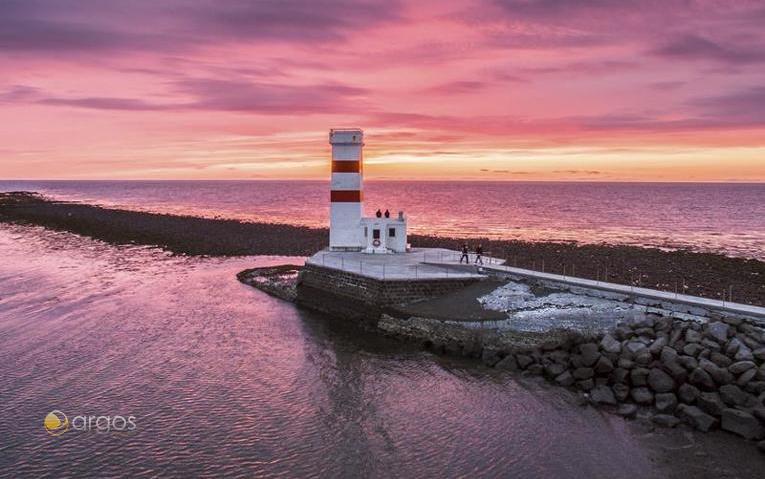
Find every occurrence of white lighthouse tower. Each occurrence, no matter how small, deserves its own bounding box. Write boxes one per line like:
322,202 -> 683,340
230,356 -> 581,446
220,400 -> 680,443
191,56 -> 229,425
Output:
328,128 -> 407,253
329,128 -> 364,251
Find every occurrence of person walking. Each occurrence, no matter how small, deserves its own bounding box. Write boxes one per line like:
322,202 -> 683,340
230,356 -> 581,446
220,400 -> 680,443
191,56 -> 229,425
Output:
474,244 -> 483,265
459,243 -> 469,264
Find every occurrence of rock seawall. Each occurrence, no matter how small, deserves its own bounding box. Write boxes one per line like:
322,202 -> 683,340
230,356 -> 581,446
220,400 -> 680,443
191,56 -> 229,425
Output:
422,312 -> 765,448
297,263 -> 482,313
238,263 -> 765,452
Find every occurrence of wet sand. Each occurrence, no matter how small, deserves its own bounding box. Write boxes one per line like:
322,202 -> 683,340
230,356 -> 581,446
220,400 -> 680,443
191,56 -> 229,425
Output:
2,191 -> 763,306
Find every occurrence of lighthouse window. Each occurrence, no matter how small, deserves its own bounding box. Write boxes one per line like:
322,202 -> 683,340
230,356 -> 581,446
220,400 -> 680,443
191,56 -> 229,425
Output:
389,228 -> 396,237
364,226 -> 368,237
372,229 -> 380,239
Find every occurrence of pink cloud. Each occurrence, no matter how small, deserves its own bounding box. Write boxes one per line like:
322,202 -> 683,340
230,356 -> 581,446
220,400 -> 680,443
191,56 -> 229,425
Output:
0,0 -> 763,180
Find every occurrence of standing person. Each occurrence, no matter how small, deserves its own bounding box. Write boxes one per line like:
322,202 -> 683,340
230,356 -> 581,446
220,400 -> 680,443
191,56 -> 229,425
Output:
474,244 -> 483,265
459,243 -> 469,264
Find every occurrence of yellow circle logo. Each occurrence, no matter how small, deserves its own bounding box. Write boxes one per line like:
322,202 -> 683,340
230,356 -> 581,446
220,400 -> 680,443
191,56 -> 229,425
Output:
44,410 -> 69,436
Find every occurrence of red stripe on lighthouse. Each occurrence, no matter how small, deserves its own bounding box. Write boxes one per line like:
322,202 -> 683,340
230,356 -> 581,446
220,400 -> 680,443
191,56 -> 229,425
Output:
331,160 -> 361,173
330,190 -> 362,202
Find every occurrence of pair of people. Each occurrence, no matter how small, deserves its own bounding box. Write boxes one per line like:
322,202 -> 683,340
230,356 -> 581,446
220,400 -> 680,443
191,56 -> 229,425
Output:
459,243 -> 483,265
375,209 -> 390,218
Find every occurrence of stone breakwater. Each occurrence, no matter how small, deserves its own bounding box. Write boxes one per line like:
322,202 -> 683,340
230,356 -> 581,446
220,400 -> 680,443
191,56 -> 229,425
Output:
464,314 -> 765,448
238,264 -> 765,452
237,265 -> 302,302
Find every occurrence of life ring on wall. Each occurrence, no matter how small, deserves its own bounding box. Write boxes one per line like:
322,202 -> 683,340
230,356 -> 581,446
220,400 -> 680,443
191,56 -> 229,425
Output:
373,239 -> 381,247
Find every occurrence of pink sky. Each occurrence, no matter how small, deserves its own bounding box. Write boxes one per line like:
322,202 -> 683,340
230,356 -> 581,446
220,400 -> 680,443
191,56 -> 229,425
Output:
1,0 -> 764,181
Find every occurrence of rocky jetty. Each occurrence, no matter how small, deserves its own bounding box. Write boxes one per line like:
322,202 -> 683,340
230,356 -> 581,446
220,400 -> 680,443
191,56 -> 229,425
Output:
237,262 -> 765,451
472,314 -> 765,449
237,265 -> 302,302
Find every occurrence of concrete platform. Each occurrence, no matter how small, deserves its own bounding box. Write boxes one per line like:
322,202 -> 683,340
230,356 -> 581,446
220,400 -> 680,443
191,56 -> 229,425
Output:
306,247 -> 503,280
424,256 -> 765,322
305,246 -> 764,323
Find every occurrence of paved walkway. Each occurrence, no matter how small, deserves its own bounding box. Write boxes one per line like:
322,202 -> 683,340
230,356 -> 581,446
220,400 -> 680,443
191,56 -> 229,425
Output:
426,260 -> 765,321
306,247 -> 765,321
306,248 -> 502,280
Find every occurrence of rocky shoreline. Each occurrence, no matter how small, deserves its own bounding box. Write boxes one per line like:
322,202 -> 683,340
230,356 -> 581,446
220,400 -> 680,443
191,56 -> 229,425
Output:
237,265 -> 765,454
470,314 -> 765,448
1,191 -> 762,306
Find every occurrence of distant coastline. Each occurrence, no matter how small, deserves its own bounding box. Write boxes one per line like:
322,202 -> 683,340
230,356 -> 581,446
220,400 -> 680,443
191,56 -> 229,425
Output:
1,191 -> 763,306
2,179 -> 761,261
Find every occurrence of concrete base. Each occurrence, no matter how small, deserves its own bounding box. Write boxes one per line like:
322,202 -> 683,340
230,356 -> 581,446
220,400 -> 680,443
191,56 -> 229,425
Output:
306,247 -> 502,280
303,246 -> 765,325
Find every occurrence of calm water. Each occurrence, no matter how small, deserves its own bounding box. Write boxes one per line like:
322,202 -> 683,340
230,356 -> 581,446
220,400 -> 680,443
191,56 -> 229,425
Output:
1,180 -> 763,260
0,224 -> 664,478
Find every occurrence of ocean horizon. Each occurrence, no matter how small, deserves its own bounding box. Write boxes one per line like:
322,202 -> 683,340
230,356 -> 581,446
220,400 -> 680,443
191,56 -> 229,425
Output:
2,179 -> 763,260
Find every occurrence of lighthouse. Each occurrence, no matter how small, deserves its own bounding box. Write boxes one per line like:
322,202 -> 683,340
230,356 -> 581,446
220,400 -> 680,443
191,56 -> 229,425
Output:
329,128 -> 364,250
328,128 -> 407,253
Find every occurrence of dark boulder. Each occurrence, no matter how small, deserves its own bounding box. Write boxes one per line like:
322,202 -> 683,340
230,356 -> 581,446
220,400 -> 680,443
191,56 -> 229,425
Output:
612,383 -> 630,402
655,392 -> 678,413
544,363 -> 566,378
652,414 -> 681,428
737,368 -> 757,387
710,352 -> 733,368
526,363 -> 544,375
689,367 -> 716,391
735,345 -> 754,362
676,404 -> 718,432
631,367 -> 649,387
516,354 -> 534,369
720,408 -> 765,440
610,367 -> 629,385
495,355 -> 518,370
590,385 -> 617,406
573,367 -> 594,380
678,355 -> 699,371
481,348 -> 503,367
594,356 -> 614,375
706,322 -> 730,343
616,403 -> 638,419
631,387 -> 654,405
648,336 -> 668,355
753,347 -> 765,362
660,346 -> 678,364
678,383 -> 700,404
685,329 -> 702,343
634,351 -> 653,365
697,392 -> 725,416
600,334 -> 621,354
577,379 -> 595,391
579,343 -> 600,367
683,343 -> 703,357
555,371 -> 575,387
719,384 -> 752,407
699,358 -> 734,385
648,368 -> 675,393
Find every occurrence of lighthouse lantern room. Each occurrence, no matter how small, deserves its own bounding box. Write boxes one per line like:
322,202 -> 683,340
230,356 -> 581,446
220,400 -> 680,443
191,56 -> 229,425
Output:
328,128 -> 407,253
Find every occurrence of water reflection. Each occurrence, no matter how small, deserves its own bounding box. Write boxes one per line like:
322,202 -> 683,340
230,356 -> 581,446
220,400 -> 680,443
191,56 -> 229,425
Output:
0,224 -> 663,478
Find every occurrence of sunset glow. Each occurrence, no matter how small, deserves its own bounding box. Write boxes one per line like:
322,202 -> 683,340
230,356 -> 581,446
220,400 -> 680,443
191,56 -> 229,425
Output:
1,0 -> 764,181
